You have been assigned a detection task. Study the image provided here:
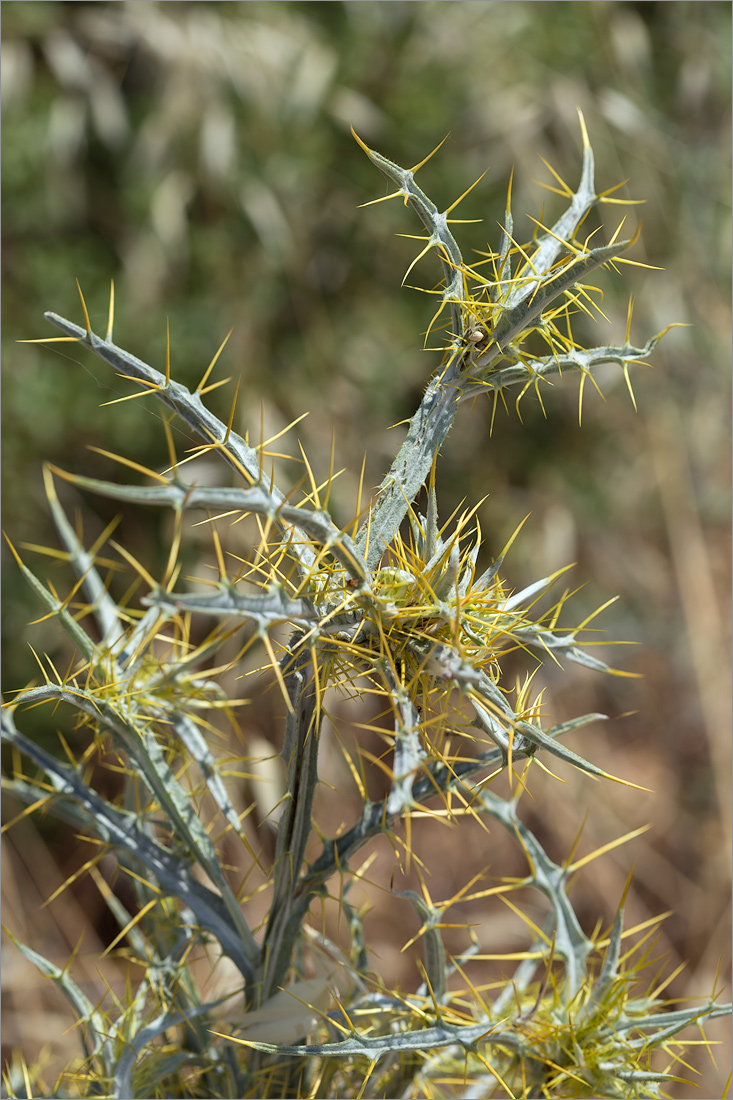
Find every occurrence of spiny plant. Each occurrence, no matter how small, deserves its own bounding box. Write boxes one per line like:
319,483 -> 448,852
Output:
2,114 -> 730,1099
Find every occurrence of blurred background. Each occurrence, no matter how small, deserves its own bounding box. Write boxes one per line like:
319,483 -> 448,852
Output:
2,2 -> 730,1095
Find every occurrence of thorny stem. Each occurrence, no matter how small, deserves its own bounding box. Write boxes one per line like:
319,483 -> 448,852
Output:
256,632 -> 321,1005
355,352 -> 464,570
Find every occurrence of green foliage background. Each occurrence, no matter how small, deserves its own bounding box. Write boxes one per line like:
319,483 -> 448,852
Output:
2,2 -> 730,1094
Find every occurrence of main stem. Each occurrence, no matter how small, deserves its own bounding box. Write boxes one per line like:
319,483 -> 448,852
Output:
355,352 -> 464,571
255,632 -> 320,1005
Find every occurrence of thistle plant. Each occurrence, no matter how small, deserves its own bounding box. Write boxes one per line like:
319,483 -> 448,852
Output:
2,115 -> 729,1100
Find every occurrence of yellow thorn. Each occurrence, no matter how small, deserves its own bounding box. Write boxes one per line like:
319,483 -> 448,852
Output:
162,416 -> 178,473
17,336 -> 81,344
86,446 -> 170,484
101,897 -> 158,957
210,519 -> 227,582
259,412 -> 309,451
622,363 -> 638,413
410,133 -> 450,174
350,124 -> 371,155
625,294 -> 635,343
350,453 -> 367,538
109,540 -> 158,589
262,631 -> 293,714
198,375 -> 232,398
536,155 -> 572,198
357,190 -> 406,209
196,328 -> 233,393
298,441 -> 321,509
100,389 -> 159,408
76,279 -> 92,335
401,237 -> 437,286
577,106 -> 590,150
569,827 -> 651,873
106,279 -> 115,342
505,166 -> 514,215
2,531 -> 25,568
224,376 -> 241,443
323,430 -> 336,511
444,170 -> 488,216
